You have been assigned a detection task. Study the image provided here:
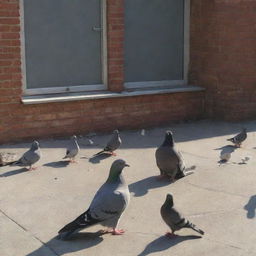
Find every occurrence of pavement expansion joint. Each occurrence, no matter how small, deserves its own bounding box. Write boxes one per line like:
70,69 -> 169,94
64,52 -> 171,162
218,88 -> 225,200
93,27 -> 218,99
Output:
0,208 -> 60,256
185,181 -> 248,199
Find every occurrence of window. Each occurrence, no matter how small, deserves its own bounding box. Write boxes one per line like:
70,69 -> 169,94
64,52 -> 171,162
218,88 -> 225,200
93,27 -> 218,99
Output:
21,0 -> 107,95
124,0 -> 190,89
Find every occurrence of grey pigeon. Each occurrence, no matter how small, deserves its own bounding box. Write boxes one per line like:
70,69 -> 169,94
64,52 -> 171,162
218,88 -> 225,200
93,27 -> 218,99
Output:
161,194 -> 204,237
10,141 -> 41,171
63,135 -> 80,163
227,128 -> 247,147
94,130 -> 121,156
155,131 -> 192,182
58,159 -> 130,239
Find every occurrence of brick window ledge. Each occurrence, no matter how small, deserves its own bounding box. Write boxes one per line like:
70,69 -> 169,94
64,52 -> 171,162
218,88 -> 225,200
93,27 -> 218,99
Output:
21,85 -> 204,105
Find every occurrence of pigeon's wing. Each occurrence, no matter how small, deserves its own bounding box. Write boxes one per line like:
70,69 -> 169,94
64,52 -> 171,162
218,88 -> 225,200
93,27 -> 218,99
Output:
67,148 -> 78,158
106,134 -> 121,152
156,146 -> 179,176
235,131 -> 247,143
19,149 -> 40,165
58,209 -> 99,235
175,149 -> 186,171
89,187 -> 128,221
64,140 -> 79,158
64,149 -> 71,158
161,205 -> 186,231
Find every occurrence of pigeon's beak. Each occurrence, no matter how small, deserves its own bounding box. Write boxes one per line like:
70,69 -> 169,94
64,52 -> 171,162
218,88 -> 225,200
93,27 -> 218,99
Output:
125,163 -> 130,167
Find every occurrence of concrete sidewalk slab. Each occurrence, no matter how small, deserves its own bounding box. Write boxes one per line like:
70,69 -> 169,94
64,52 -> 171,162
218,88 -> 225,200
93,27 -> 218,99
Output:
0,120 -> 256,255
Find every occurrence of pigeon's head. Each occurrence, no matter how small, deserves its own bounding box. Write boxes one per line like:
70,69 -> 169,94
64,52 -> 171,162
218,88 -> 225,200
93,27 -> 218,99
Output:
113,130 -> 119,135
112,159 -> 129,170
108,159 -> 129,182
165,193 -> 174,207
242,128 -> 247,133
31,141 -> 40,150
71,135 -> 77,140
163,131 -> 174,147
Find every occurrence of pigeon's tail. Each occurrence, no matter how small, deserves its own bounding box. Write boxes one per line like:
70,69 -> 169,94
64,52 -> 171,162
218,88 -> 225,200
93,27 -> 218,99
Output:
58,210 -> 99,240
185,221 -> 204,235
8,160 -> 20,166
93,150 -> 105,157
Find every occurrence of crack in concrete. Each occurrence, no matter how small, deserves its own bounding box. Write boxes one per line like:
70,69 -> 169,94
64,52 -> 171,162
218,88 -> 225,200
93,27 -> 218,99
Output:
0,208 -> 60,256
187,208 -> 242,218
180,150 -> 215,160
184,181 -> 248,199
204,236 -> 256,255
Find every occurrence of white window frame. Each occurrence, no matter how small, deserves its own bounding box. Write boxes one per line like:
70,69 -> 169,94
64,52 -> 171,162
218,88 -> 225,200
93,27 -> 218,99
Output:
124,0 -> 190,89
20,0 -> 108,96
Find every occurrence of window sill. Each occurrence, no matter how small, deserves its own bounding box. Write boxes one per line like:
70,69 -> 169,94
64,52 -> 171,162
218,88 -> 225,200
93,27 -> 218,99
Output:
21,85 -> 205,105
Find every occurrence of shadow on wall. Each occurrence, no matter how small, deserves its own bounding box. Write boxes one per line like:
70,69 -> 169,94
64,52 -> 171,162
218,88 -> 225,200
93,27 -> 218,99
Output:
26,232 -> 104,256
1,120 -> 256,150
244,195 -> 256,219
137,235 -> 202,256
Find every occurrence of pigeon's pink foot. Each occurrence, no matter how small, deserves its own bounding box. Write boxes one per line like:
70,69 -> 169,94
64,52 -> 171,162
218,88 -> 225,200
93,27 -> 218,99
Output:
70,159 -> 77,163
165,232 -> 178,239
29,167 -> 37,171
112,229 -> 125,235
111,152 -> 117,157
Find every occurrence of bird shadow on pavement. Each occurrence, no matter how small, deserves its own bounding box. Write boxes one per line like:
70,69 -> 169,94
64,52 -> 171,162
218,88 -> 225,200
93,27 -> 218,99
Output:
26,231 -> 104,256
244,195 -> 256,219
43,161 -> 70,168
0,167 -> 28,177
137,235 -> 202,256
215,145 -> 238,164
89,153 -> 112,164
129,176 -> 170,197
214,145 -> 238,153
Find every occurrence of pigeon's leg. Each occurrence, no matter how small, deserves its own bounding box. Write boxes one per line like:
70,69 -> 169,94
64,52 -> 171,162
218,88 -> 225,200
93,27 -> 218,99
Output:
156,170 -> 168,180
156,175 -> 167,180
28,165 -> 37,171
165,232 -> 178,238
112,228 -> 125,235
70,158 -> 77,163
110,152 -> 117,157
170,177 -> 176,183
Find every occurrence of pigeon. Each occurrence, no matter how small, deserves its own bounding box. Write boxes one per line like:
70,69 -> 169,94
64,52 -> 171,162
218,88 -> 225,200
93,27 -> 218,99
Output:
10,141 -> 41,171
58,159 -> 130,239
155,131 -> 193,182
93,130 -> 121,157
161,194 -> 204,238
63,135 -> 80,163
227,128 -> 247,147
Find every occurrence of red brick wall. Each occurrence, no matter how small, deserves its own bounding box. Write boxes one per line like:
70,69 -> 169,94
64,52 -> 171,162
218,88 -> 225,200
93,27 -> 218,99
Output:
190,0 -> 256,120
107,0 -> 125,92
0,0 -> 204,144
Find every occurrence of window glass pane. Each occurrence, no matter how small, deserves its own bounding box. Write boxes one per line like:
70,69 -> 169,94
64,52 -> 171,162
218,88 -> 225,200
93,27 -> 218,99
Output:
23,0 -> 102,89
125,0 -> 184,83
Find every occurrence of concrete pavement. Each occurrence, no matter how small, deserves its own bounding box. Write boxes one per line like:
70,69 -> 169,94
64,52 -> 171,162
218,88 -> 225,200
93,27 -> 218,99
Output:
1,120 -> 256,256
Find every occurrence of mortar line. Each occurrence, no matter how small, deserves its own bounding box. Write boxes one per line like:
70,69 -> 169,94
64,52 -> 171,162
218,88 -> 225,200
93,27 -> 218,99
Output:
0,208 -> 60,256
